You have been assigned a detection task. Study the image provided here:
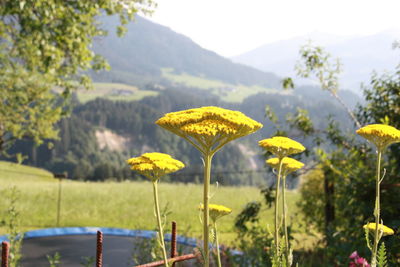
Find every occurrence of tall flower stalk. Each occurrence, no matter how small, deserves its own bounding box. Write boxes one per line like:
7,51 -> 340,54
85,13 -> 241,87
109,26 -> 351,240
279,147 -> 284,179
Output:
156,106 -> 262,266
127,152 -> 185,267
199,204 -> 232,267
356,124 -> 400,267
259,137 -> 305,266
266,157 -> 304,265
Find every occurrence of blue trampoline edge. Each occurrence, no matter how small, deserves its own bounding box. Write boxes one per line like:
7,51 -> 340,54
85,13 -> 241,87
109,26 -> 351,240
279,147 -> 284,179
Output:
0,227 -> 242,255
0,227 -> 197,247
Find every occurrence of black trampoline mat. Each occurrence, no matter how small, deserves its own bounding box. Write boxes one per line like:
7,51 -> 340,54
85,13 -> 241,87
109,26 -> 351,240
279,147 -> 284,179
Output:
17,235 -> 198,267
22,235 -> 136,267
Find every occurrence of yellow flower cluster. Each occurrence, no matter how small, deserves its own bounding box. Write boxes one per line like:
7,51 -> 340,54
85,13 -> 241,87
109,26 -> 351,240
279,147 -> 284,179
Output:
356,124 -> 400,150
363,222 -> 395,236
259,136 -> 305,158
156,106 -> 262,146
199,203 -> 232,222
126,152 -> 185,182
266,157 -> 304,175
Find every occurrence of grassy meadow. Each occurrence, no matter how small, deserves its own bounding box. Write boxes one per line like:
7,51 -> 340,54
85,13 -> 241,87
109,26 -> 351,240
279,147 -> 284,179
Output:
161,68 -> 284,102
76,83 -> 159,103
0,161 -> 308,248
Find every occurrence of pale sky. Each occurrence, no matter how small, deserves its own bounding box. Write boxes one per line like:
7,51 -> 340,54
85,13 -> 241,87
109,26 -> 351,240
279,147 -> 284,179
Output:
146,0 -> 400,57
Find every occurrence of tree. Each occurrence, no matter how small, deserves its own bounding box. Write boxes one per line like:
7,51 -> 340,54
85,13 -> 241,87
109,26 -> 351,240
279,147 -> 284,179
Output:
0,0 -> 156,156
295,44 -> 400,265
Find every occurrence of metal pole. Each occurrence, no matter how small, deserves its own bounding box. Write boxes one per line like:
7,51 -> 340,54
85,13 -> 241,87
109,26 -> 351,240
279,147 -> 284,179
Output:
56,178 -> 62,227
171,221 -> 178,267
2,241 -> 9,267
135,254 -> 197,267
96,231 -> 103,267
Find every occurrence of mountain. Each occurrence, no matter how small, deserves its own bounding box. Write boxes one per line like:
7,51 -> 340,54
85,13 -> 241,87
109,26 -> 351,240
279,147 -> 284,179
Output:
5,86 -> 357,186
91,15 -> 281,91
232,31 -> 400,94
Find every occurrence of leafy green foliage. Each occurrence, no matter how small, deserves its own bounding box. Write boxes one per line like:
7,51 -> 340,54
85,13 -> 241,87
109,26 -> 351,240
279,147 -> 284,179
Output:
1,187 -> 24,267
377,242 -> 387,267
296,43 -> 341,94
357,67 -> 400,265
47,252 -> 61,267
293,44 -> 400,266
0,0 -> 155,155
234,201 -> 262,231
282,78 -> 294,90
232,224 -> 273,267
285,108 -> 315,137
80,256 -> 95,267
296,43 -> 361,128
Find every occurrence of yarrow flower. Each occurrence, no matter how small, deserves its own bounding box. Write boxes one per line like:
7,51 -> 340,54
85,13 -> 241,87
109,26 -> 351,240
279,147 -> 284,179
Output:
199,204 -> 232,222
266,157 -> 304,176
156,107 -> 260,267
156,106 -> 263,153
126,152 -> 185,182
356,124 -> 400,150
259,136 -> 305,158
363,222 -> 395,237
127,153 -> 183,267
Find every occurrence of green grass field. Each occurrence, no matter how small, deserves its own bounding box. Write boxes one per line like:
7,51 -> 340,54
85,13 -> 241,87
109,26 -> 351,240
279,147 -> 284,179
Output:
76,83 -> 159,103
162,68 -> 283,103
0,161 -> 54,182
0,161 -> 309,248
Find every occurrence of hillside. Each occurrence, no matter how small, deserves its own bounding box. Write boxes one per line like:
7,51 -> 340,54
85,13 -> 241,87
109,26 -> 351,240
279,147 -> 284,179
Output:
232,31 -> 400,93
4,83 -> 360,186
0,161 -> 54,182
91,15 -> 281,92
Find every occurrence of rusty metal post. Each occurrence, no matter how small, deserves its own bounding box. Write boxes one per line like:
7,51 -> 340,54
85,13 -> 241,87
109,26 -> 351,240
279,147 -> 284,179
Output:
135,253 -> 197,267
170,221 -> 178,267
96,231 -> 103,267
2,242 -> 9,267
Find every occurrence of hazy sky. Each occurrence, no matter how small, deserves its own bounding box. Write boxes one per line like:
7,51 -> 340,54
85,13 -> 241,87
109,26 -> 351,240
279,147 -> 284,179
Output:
147,0 -> 400,57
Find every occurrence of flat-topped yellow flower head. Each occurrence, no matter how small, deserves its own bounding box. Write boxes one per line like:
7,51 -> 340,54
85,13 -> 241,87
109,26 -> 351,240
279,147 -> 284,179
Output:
126,152 -> 184,182
266,157 -> 304,176
199,203 -> 232,222
363,222 -> 394,236
156,106 -> 262,153
356,124 -> 400,150
259,136 -> 305,158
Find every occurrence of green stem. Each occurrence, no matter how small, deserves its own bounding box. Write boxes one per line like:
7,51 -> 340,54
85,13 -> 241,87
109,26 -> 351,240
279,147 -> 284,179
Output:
203,153 -> 213,267
152,181 -> 169,267
282,175 -> 290,266
274,158 -> 283,258
214,222 -> 222,267
371,149 -> 382,267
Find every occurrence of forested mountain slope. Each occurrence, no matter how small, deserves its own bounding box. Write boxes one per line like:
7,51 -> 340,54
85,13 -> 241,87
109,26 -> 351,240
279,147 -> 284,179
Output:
6,85 -> 358,187
91,15 -> 281,90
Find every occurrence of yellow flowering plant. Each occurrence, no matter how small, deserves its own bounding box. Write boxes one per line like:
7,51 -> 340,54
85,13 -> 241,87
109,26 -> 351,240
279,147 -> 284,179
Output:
356,124 -> 400,267
267,157 -> 304,266
260,137 -> 305,266
259,136 -> 305,159
156,106 -> 262,267
356,124 -> 400,151
364,223 -> 394,237
127,152 -> 185,267
199,204 -> 232,267
266,157 -> 305,176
